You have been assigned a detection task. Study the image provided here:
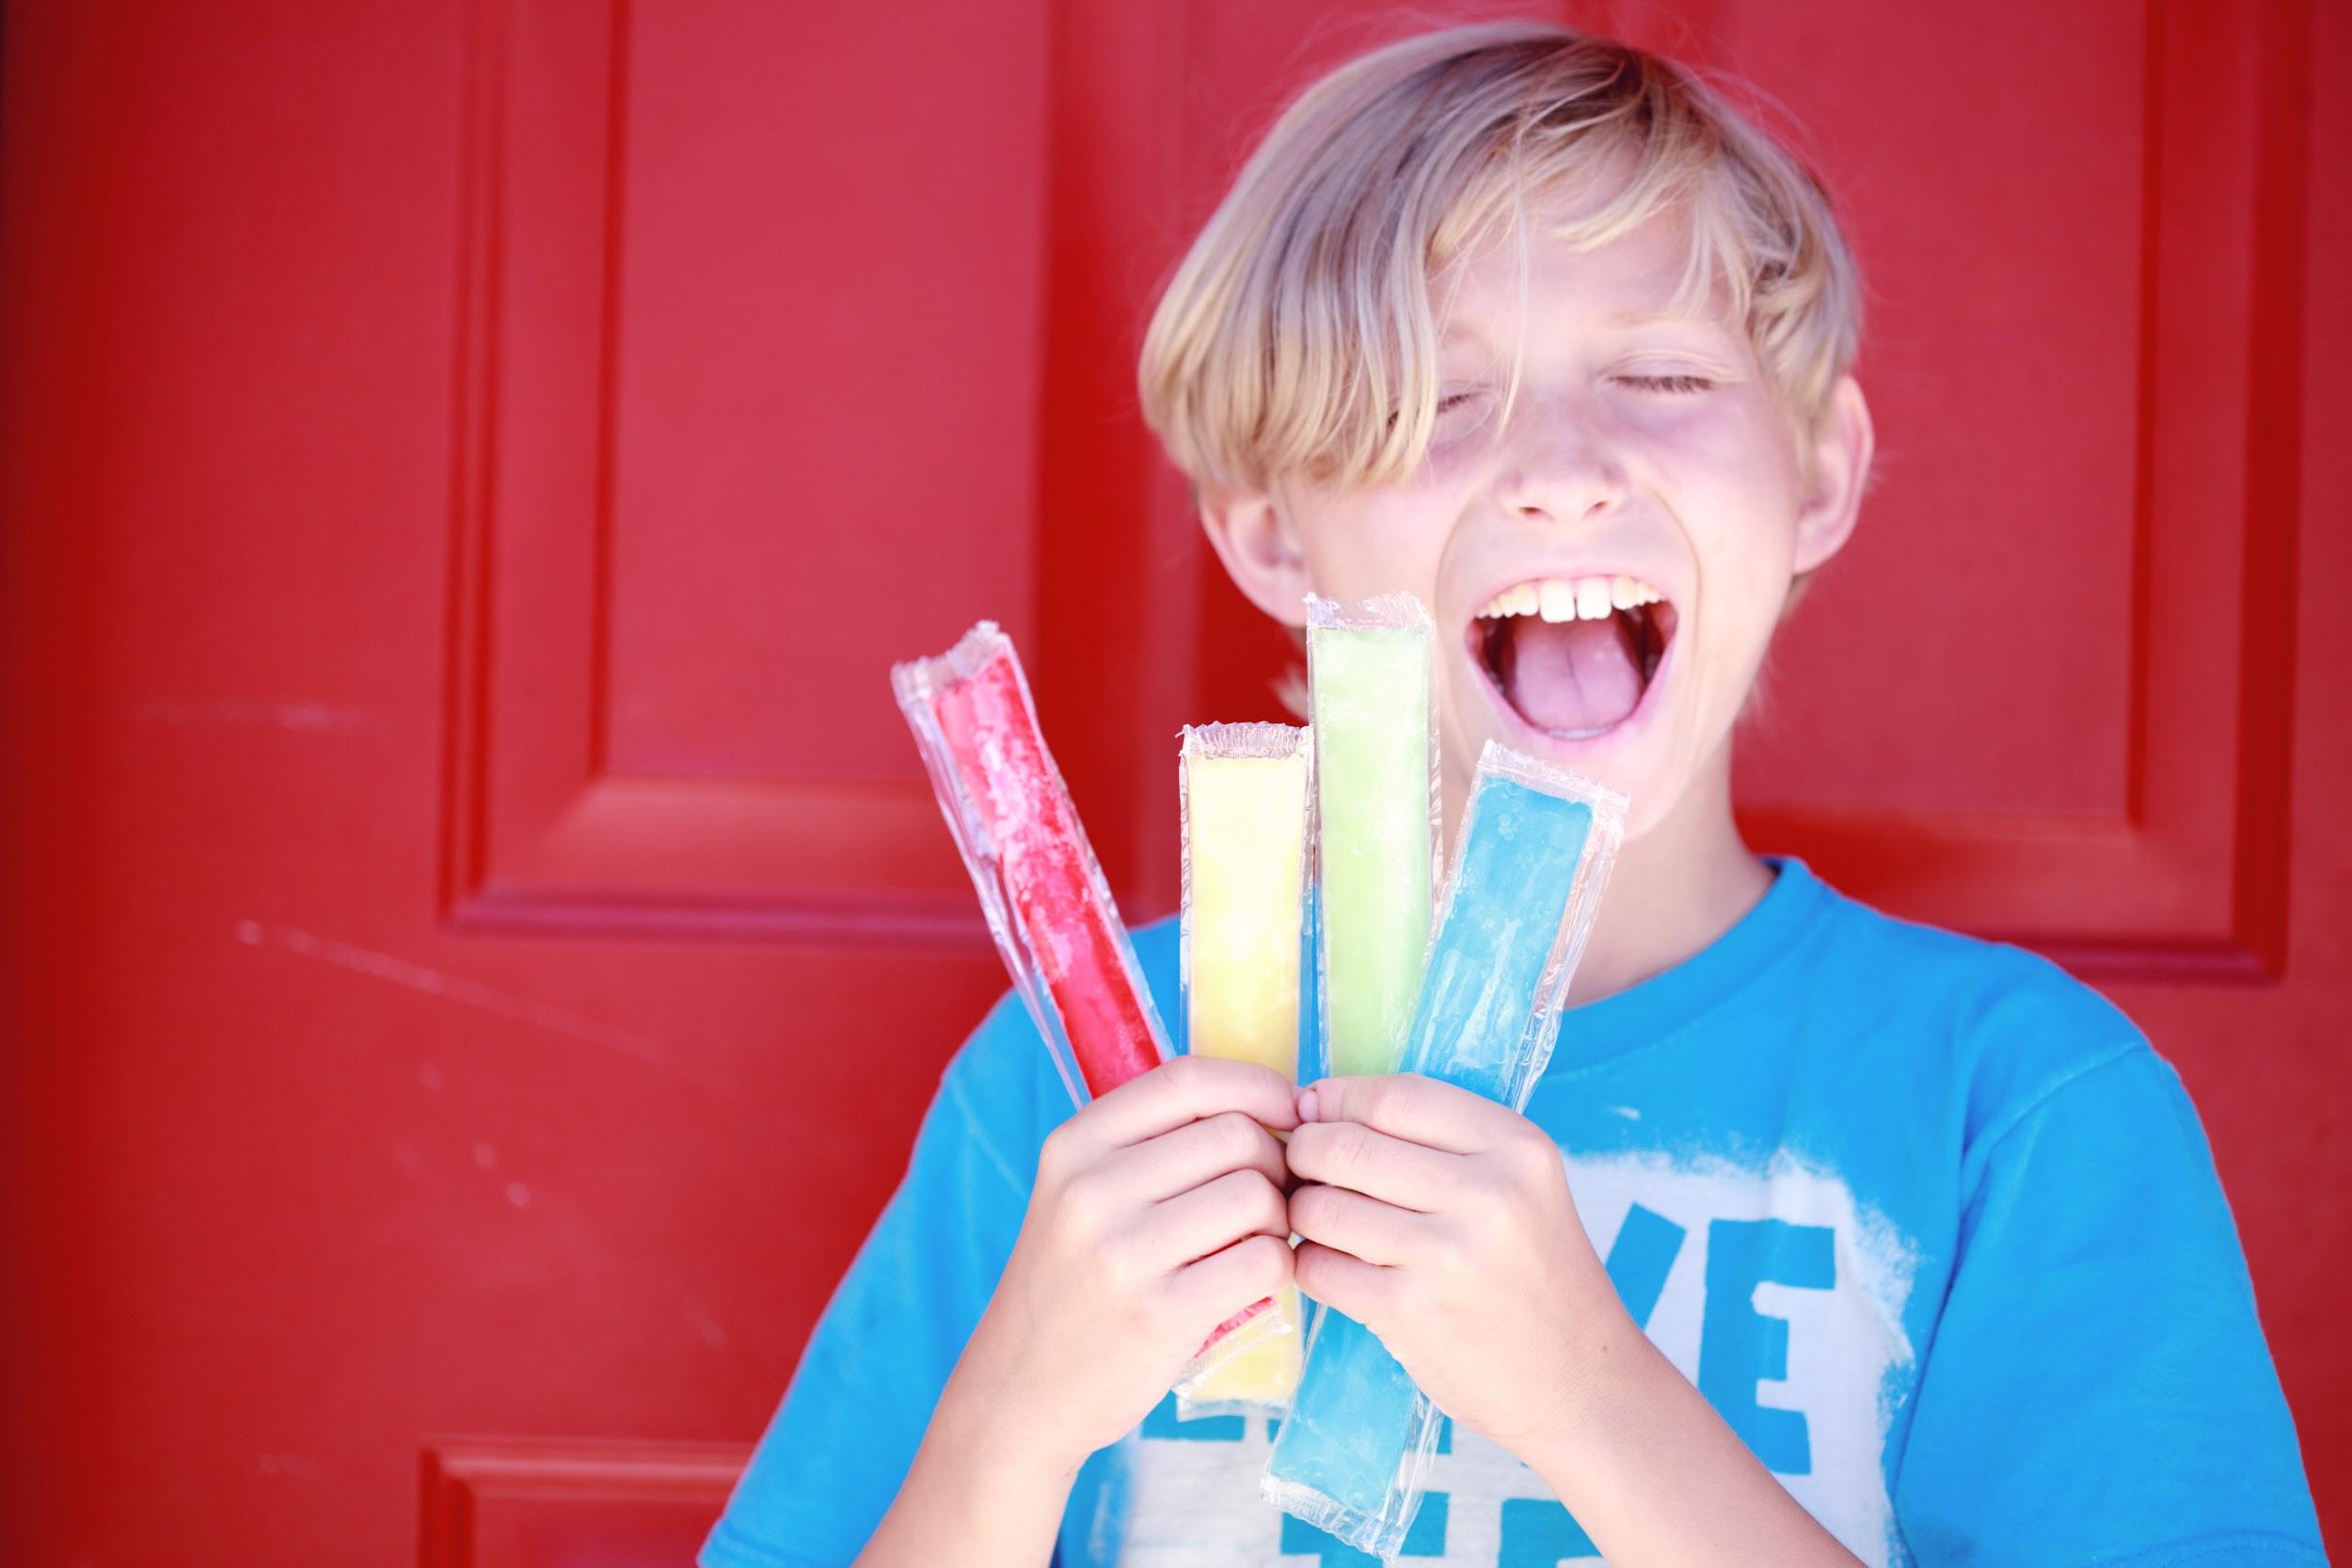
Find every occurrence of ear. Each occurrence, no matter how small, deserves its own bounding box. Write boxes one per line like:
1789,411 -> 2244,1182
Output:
1198,484 -> 1313,626
1791,375 -> 1874,575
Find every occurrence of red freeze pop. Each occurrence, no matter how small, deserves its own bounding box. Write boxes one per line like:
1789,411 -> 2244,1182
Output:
897,623 -> 1272,1370
898,625 -> 1166,1099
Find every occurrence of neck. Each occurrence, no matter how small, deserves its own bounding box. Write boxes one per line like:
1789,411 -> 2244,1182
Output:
1442,736 -> 1769,1007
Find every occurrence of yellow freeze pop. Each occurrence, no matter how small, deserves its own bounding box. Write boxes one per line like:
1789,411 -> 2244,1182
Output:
1175,722 -> 1311,1410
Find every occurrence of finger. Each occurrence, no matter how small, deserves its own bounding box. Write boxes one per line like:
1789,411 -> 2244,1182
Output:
1292,1240 -> 1393,1323
1284,1119 -> 1463,1212
1077,1055 -> 1300,1148
1142,1167 -> 1289,1266
1288,1182 -> 1428,1267
1170,1232 -> 1294,1332
1296,1072 -> 1521,1154
1110,1111 -> 1288,1204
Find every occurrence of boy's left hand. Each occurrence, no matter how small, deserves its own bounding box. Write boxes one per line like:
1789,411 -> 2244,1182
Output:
1284,1073 -> 1635,1458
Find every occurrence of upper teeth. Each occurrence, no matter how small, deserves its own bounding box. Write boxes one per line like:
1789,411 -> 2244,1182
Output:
1476,576 -> 1663,622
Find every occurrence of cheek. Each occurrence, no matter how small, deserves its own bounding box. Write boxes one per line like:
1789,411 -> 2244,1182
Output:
1290,492 -> 1451,601
1658,421 -> 1805,622
1632,443 -> 1802,752
1684,523 -> 1797,698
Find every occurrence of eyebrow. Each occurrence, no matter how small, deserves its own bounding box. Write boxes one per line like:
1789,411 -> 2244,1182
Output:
1603,306 -> 1724,329
1438,307 -> 1728,346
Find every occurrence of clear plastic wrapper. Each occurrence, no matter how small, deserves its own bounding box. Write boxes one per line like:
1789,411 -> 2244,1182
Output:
1262,740 -> 1628,1560
1305,593 -> 1441,1082
1170,722 -> 1312,1413
1403,743 -> 1625,1102
895,626 -> 1275,1394
890,621 -> 1171,1108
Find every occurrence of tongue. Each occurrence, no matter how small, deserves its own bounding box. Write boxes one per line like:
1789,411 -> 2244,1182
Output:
1498,614 -> 1645,735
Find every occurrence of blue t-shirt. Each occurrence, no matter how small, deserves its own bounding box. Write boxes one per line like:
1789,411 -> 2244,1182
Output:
704,861 -> 2324,1567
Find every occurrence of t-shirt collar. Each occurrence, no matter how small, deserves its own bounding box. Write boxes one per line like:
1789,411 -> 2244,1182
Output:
1535,855 -> 1834,1078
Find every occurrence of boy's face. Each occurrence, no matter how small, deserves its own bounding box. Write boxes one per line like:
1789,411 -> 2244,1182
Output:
1205,199 -> 1870,839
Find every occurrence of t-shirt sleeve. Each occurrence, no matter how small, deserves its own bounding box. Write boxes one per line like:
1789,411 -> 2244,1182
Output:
1893,1041 -> 2327,1566
700,994 -> 1057,1568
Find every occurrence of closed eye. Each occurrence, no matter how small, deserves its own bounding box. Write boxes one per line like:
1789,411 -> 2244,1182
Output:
1429,389 -> 1496,441
1615,373 -> 1714,394
1386,389 -> 1489,434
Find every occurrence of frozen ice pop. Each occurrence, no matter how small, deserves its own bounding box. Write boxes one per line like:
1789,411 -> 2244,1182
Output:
892,622 -> 1169,1106
1179,722 -> 1311,1080
1172,722 -> 1312,1411
1307,594 -> 1438,1080
1263,742 -> 1626,1560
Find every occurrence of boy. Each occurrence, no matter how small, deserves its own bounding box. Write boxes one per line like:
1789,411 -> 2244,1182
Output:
705,23 -> 2324,1567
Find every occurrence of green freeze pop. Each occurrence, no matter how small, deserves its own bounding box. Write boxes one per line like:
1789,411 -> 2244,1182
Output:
1308,594 -> 1437,1079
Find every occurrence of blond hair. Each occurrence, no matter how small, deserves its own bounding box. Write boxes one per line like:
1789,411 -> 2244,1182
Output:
1139,21 -> 1862,493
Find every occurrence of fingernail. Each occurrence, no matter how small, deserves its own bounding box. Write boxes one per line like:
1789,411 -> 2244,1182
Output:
1296,1085 -> 1320,1124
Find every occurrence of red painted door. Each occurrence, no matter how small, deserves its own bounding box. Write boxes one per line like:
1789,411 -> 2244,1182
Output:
1,2 -> 2342,1564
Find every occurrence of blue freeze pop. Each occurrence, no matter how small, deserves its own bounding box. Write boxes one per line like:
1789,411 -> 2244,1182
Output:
1263,752 -> 1606,1560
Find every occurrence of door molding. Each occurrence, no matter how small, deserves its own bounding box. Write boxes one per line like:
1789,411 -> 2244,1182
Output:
419,1438 -> 746,1568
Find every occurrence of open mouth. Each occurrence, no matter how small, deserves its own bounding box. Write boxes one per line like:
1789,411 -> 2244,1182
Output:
1468,575 -> 1678,740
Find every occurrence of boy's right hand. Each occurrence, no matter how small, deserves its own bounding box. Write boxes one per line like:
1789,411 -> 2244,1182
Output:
946,1054 -> 1300,1470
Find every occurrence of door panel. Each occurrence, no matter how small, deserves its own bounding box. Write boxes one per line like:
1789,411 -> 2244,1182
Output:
447,0 -> 1054,942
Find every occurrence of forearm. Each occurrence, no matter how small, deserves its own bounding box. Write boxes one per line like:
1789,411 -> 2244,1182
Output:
1522,1330 -> 1865,1568
853,1355 -> 1080,1568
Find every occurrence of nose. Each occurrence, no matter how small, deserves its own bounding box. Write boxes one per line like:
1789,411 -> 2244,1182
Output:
1494,397 -> 1629,527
